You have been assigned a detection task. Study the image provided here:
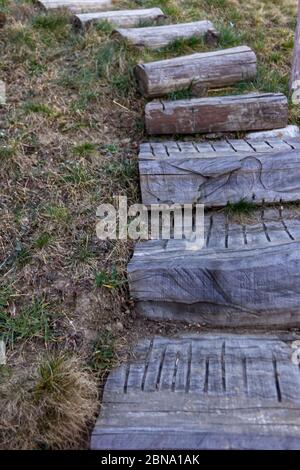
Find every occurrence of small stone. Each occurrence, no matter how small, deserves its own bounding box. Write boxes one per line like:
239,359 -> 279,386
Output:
116,321 -> 123,331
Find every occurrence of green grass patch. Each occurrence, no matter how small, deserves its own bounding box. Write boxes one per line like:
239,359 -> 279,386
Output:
72,142 -> 97,157
23,101 -> 53,116
0,298 -> 55,347
90,331 -> 116,373
32,13 -> 69,32
35,232 -> 52,249
45,204 -> 71,224
94,268 -> 123,289
225,199 -> 256,216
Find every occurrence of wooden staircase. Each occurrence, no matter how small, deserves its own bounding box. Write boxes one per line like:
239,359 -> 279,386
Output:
35,0 -> 300,450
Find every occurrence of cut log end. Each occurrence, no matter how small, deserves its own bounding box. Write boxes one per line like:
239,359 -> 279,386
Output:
205,28 -> 219,45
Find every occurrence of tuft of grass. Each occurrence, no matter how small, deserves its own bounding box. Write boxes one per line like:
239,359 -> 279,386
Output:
161,36 -> 206,55
0,298 -> 54,348
168,87 -> 193,101
94,268 -> 123,289
23,101 -> 53,116
105,143 -> 119,154
32,13 -> 69,32
0,354 -> 98,449
104,160 -> 137,181
225,199 -> 256,216
96,41 -> 119,78
217,24 -> 246,48
0,146 -> 15,159
45,204 -> 71,224
61,163 -> 93,186
35,232 -> 52,249
72,243 -> 94,264
16,246 -> 32,268
95,20 -> 114,33
90,332 -> 116,373
110,70 -> 134,96
0,284 -> 15,311
72,142 -> 97,157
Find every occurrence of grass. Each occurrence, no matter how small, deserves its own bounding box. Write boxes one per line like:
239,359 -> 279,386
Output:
35,232 -> 52,249
0,298 -> 54,347
22,101 -> 53,116
94,268 -> 124,289
1,0 -> 300,450
73,142 -> 97,157
225,199 -> 257,216
90,332 -> 116,374
32,13 -> 70,32
0,354 -> 98,449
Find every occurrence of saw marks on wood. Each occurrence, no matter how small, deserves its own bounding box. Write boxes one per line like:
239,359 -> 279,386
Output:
139,138 -> 300,206
128,207 -> 300,327
91,333 -> 300,450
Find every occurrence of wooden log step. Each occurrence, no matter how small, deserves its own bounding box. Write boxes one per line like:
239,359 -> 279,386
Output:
113,21 -> 219,49
135,46 -> 257,98
145,93 -> 288,135
73,8 -> 166,29
37,0 -> 114,13
139,138 -> 300,206
91,332 -> 300,450
128,207 -> 300,328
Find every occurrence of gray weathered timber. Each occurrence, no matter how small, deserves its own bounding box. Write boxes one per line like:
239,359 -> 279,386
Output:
139,138 -> 300,160
135,46 -> 257,98
128,207 -> 300,327
139,140 -> 300,206
290,0 -> 300,91
113,21 -> 219,49
73,8 -> 166,29
91,333 -> 300,450
246,125 -> 300,140
37,0 -> 113,13
145,93 -> 288,135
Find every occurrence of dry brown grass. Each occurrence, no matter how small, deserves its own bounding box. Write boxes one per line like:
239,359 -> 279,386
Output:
0,0 -> 300,449
0,354 -> 98,449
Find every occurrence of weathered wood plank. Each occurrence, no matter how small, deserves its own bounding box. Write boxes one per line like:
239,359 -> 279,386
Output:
91,333 -> 300,449
37,0 -> 113,13
128,210 -> 300,327
73,8 -> 166,29
140,138 -> 300,159
246,125 -> 300,141
139,145 -> 300,206
290,0 -> 300,91
145,93 -> 288,135
113,21 -> 219,49
135,46 -> 257,98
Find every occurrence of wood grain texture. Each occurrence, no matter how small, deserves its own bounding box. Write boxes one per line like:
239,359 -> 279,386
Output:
37,0 -> 113,13
246,125 -> 300,141
290,0 -> 300,91
113,21 -> 219,49
128,207 -> 300,327
91,333 -> 300,450
139,140 -> 300,206
135,46 -> 257,98
145,93 -> 288,135
73,8 -> 166,29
